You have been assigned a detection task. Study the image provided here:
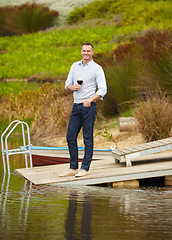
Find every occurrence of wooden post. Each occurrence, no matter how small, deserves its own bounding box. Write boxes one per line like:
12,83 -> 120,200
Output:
111,179 -> 139,188
119,117 -> 138,132
165,175 -> 172,186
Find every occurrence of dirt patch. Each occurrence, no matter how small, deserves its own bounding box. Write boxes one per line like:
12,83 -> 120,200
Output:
33,118 -> 145,150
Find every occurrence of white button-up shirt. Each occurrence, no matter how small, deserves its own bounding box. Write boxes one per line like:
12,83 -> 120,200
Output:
65,60 -> 107,103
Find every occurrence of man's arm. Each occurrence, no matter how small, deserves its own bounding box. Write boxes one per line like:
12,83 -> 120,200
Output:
83,66 -> 107,107
82,94 -> 101,107
65,63 -> 82,92
95,67 -> 107,99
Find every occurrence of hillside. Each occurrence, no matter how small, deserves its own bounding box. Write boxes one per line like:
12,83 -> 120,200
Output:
0,0 -> 171,142
0,0 -> 171,80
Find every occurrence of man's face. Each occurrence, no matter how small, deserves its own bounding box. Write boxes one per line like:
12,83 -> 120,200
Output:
81,45 -> 94,62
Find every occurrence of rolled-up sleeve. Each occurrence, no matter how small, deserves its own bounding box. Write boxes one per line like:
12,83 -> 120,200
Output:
65,64 -> 74,90
95,67 -> 107,99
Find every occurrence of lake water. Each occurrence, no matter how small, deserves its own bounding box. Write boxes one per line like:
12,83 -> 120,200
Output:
0,141 -> 172,240
0,0 -> 94,24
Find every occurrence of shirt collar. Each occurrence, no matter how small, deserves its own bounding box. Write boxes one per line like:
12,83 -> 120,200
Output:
78,59 -> 94,66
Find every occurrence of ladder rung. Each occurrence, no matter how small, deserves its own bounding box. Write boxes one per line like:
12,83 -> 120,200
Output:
3,148 -> 28,154
8,151 -> 30,156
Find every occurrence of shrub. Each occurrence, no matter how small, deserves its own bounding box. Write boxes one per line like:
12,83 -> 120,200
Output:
67,0 -> 120,24
67,7 -> 85,25
0,82 -> 73,137
104,60 -> 140,113
123,1 -> 172,26
1,3 -> 59,36
67,0 -> 172,27
93,29 -> 172,115
0,7 -> 12,36
137,52 -> 172,94
133,93 -> 172,142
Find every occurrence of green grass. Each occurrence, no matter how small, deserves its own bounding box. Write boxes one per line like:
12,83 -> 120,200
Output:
67,0 -> 172,25
0,0 -> 171,80
0,81 -> 41,96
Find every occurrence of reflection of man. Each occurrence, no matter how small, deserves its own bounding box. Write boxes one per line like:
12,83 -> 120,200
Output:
65,191 -> 92,240
60,43 -> 107,177
65,192 -> 77,240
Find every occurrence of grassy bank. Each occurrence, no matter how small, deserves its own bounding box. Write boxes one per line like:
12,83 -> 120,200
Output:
0,0 -> 171,79
0,0 -> 172,141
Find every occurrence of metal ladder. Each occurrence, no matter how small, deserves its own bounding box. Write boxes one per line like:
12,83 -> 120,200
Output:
1,120 -> 33,174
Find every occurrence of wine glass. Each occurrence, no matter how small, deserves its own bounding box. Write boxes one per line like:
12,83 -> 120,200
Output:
77,80 -> 83,85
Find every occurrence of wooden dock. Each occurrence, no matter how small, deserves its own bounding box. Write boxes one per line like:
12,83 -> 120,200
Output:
15,151 -> 172,186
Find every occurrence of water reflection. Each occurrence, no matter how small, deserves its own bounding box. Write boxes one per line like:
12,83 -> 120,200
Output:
0,165 -> 172,239
19,180 -> 32,231
0,173 -> 32,235
65,190 -> 92,240
1,173 -> 10,226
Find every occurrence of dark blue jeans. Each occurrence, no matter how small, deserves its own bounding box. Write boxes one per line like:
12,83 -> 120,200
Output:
66,102 -> 97,171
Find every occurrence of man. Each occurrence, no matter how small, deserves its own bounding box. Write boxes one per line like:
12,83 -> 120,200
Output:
59,43 -> 107,177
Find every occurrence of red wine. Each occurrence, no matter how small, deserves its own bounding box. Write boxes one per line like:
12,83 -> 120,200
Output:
77,80 -> 83,85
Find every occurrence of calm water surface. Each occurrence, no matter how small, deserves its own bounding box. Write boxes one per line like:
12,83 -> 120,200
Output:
0,142 -> 172,240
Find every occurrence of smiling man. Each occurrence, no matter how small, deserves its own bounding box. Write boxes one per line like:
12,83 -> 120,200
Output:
59,43 -> 107,177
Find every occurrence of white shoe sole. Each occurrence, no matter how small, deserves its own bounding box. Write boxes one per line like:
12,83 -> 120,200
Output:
75,171 -> 89,177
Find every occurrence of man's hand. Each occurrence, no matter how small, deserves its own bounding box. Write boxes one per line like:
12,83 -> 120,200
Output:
83,99 -> 91,107
82,94 -> 101,107
73,84 -> 82,91
67,84 -> 81,91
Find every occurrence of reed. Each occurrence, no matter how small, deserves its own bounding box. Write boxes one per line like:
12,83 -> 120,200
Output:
133,92 -> 172,142
0,81 -> 105,137
0,83 -> 70,134
94,29 -> 172,115
0,3 -> 59,36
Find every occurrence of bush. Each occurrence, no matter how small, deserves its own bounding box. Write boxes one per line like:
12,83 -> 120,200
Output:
123,1 -> 172,26
0,83 -> 73,137
93,29 -> 172,114
67,0 -> 172,25
133,93 -> 172,142
0,7 -> 12,36
104,60 -> 140,113
67,7 -> 85,25
0,3 -> 59,36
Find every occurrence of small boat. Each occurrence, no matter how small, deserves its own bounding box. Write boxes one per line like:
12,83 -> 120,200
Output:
28,146 -> 113,167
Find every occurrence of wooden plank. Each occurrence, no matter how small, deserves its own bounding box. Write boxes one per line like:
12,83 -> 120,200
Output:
111,137 -> 172,165
15,157 -> 172,186
114,145 -> 172,164
113,145 -> 148,156
145,142 -> 162,148
58,169 -> 172,186
112,180 -> 139,188
160,138 -> 172,143
165,175 -> 172,186
124,145 -> 146,152
128,145 -> 147,151
112,144 -> 156,157
112,149 -> 130,155
115,141 -> 169,157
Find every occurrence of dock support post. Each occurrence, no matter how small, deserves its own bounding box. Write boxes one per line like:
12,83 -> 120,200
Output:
111,179 -> 139,188
165,175 -> 172,186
